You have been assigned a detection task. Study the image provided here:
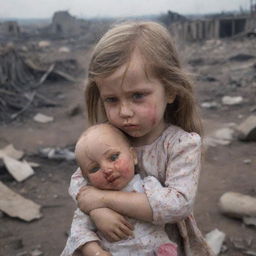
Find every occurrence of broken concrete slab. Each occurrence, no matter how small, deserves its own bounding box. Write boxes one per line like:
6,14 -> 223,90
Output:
0,144 -> 24,160
39,147 -> 75,161
236,115 -> 256,141
204,127 -> 234,147
222,96 -> 243,105
243,217 -> 256,227
33,113 -> 54,123
205,229 -> 226,255
3,156 -> 34,182
0,181 -> 42,222
219,192 -> 256,218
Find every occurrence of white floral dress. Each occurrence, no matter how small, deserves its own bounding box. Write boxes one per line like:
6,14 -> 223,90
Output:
62,125 -> 215,256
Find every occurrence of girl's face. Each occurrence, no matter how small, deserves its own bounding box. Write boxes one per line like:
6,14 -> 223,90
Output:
96,51 -> 174,146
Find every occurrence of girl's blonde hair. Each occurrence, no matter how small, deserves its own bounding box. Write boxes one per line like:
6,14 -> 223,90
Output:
86,21 -> 203,136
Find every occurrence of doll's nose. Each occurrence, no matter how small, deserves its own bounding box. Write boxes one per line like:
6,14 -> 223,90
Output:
102,168 -> 114,177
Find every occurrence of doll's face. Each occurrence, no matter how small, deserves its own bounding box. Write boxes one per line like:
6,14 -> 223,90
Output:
76,125 -> 137,190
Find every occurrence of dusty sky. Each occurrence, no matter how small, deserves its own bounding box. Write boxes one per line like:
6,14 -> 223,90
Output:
0,0 -> 249,19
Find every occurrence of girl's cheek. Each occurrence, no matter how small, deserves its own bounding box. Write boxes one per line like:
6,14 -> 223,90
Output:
137,103 -> 157,125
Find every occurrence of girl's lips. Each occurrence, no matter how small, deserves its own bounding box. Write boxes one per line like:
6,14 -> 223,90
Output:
123,124 -> 139,129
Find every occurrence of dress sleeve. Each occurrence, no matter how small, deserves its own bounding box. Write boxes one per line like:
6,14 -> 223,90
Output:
143,132 -> 201,225
69,168 -> 88,201
60,209 -> 100,256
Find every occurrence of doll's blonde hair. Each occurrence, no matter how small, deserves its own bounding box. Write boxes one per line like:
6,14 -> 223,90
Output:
86,21 -> 202,136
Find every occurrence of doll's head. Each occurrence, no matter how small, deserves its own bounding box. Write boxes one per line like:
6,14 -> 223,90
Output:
75,123 -> 137,190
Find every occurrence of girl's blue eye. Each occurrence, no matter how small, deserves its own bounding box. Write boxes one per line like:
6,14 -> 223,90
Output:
90,166 -> 100,173
105,97 -> 118,103
132,93 -> 144,100
110,153 -> 119,161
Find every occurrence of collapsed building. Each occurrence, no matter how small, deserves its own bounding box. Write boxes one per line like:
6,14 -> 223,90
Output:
47,11 -> 89,36
171,14 -> 255,41
0,21 -> 20,37
171,1 -> 256,41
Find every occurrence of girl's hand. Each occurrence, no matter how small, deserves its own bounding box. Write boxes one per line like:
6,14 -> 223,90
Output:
80,241 -> 112,256
90,208 -> 134,242
77,186 -> 106,213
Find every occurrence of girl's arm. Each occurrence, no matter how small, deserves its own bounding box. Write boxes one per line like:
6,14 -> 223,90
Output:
78,187 -> 153,222
77,132 -> 201,225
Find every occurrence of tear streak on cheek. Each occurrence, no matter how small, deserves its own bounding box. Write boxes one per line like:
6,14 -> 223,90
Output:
145,104 -> 157,126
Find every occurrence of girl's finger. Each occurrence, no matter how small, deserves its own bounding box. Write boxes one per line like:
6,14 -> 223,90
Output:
110,232 -> 122,242
120,217 -> 134,230
113,228 -> 128,240
119,224 -> 134,237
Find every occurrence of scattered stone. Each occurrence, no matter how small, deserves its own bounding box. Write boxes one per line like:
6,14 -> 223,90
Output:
243,217 -> 256,227
58,46 -> 70,53
26,161 -> 40,168
39,147 -> 75,161
222,96 -> 243,105
205,127 -> 234,147
243,159 -> 252,164
3,156 -> 34,182
67,104 -> 82,117
201,101 -> 218,109
250,106 -> 256,112
236,115 -> 256,141
16,251 -> 29,256
231,238 -> 247,250
33,113 -> 54,123
30,248 -> 43,256
38,41 -> 51,48
0,181 -> 42,222
205,229 -> 226,255
0,144 -> 24,160
229,53 -> 255,62
219,192 -> 256,219
245,251 -> 256,256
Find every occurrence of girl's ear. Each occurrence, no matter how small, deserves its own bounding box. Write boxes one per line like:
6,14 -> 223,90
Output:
129,147 -> 138,165
167,92 -> 176,104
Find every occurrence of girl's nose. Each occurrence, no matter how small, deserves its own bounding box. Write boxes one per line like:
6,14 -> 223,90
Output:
119,102 -> 133,118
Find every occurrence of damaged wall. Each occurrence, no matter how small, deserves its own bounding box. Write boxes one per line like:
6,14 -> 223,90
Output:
0,21 -> 20,37
49,11 -> 88,36
171,14 -> 255,41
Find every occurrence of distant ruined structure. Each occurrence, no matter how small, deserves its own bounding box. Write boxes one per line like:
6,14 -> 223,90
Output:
0,21 -> 20,37
49,11 -> 88,36
171,8 -> 256,41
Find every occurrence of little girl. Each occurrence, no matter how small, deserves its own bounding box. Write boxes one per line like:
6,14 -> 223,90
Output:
66,21 -> 215,256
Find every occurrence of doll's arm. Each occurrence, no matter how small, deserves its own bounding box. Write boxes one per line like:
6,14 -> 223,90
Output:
61,209 -> 101,256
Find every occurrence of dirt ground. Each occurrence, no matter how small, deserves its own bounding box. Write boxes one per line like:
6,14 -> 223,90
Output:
0,38 -> 255,256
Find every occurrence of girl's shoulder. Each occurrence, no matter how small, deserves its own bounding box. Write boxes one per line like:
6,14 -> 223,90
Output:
136,124 -> 201,153
162,124 -> 201,145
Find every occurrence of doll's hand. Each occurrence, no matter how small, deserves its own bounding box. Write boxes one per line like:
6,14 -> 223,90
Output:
77,186 -> 106,213
90,208 -> 134,242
